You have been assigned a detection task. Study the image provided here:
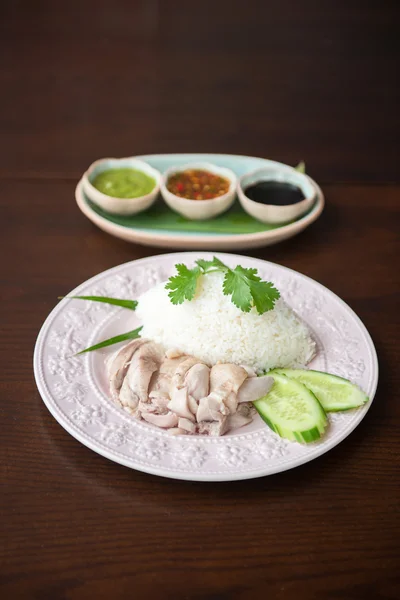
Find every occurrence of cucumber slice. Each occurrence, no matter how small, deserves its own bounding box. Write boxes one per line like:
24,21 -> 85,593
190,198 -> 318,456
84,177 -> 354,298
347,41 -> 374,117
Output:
253,374 -> 327,443
271,369 -> 369,412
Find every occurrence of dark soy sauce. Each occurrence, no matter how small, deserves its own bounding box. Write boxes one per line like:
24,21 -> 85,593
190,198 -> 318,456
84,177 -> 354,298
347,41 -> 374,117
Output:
244,181 -> 305,206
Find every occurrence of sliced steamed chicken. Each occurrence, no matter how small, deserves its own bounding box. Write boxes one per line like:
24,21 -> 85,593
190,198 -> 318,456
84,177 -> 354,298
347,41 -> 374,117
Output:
106,340 -> 274,436
237,375 -> 274,403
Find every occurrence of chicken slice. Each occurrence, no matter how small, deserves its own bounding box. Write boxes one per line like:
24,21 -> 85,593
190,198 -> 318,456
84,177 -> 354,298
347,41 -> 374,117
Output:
119,375 -> 140,412
168,428 -> 188,436
167,387 -> 196,422
138,398 -> 160,415
165,348 -> 186,359
185,363 -> 210,401
126,341 -> 164,402
240,364 -> 257,378
198,418 -> 228,436
210,363 -> 249,393
141,412 -> 179,428
226,404 -> 253,431
149,356 -> 187,398
187,395 -> 198,414
171,356 -> 203,390
178,417 -> 197,434
197,396 -> 229,422
148,392 -> 170,413
160,355 -> 188,376
207,363 -> 248,414
106,339 -> 148,400
237,375 -> 274,403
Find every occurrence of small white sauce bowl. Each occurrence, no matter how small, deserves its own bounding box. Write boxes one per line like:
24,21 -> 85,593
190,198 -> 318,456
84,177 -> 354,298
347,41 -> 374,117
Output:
237,166 -> 317,224
82,157 -> 161,216
160,162 -> 237,220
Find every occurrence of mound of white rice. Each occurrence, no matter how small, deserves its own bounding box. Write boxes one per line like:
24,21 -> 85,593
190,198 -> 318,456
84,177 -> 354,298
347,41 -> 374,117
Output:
136,272 -> 315,372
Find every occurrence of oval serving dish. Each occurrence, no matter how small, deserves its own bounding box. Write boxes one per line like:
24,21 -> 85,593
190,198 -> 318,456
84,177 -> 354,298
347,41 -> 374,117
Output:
76,154 -> 325,250
82,157 -> 161,216
160,162 -> 237,220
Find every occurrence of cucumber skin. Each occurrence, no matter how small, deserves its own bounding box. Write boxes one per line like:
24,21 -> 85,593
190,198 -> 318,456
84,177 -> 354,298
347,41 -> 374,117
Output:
270,369 -> 369,412
254,376 -> 327,444
298,426 -> 322,443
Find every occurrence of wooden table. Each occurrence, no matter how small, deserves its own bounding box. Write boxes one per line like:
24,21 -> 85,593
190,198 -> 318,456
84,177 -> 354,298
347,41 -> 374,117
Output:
1,2 -> 399,598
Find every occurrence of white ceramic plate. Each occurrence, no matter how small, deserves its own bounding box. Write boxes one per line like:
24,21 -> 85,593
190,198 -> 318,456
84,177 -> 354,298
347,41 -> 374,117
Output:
34,253 -> 378,481
75,154 -> 324,250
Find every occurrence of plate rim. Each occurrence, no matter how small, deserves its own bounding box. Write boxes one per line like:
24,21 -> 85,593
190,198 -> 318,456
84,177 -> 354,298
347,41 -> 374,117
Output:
75,153 -> 325,247
34,252 -> 379,481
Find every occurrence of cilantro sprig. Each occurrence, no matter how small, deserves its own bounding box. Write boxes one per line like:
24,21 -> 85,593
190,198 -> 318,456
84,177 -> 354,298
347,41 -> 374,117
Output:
165,257 -> 280,315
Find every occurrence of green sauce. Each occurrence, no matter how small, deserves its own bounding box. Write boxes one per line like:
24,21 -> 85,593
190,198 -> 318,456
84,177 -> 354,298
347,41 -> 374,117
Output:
92,168 -> 156,198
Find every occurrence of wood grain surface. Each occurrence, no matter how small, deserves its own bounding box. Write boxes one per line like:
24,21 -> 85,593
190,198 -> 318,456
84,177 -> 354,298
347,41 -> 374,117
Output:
1,2 -> 399,599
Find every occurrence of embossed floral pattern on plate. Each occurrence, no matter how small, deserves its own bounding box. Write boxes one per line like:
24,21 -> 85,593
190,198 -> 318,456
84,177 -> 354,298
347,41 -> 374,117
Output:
34,253 -> 378,481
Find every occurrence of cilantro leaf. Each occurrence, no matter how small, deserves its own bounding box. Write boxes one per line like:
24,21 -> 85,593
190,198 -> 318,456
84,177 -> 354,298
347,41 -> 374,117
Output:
165,264 -> 201,304
248,280 -> 280,314
223,268 -> 253,312
222,265 -> 280,314
233,266 -> 261,282
196,256 -> 226,272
